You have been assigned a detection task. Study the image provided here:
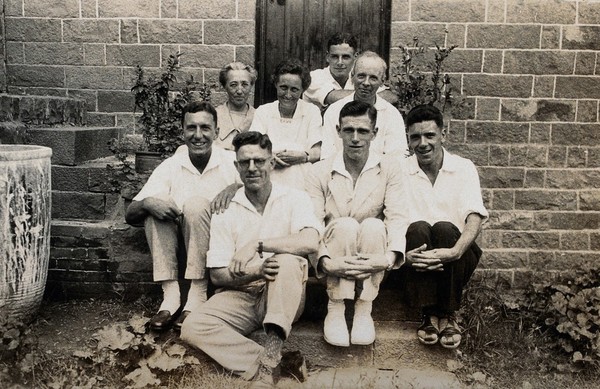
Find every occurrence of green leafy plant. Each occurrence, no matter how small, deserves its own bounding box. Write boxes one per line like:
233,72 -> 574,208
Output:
530,265 -> 600,367
131,53 -> 214,157
389,35 -> 459,117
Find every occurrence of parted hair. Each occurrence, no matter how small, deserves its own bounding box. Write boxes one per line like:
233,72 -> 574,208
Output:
339,100 -> 377,126
327,32 -> 358,52
405,104 -> 444,129
271,59 -> 312,91
218,62 -> 258,88
181,100 -> 217,127
232,131 -> 273,154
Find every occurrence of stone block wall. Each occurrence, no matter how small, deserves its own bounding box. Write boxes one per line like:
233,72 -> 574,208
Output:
2,0 -> 255,130
3,0 -> 600,294
391,0 -> 600,287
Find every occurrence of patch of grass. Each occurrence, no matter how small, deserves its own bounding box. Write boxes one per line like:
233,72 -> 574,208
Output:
456,279 -> 600,388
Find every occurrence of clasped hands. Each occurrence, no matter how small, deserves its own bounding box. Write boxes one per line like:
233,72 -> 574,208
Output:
274,150 -> 307,168
406,244 -> 459,272
321,253 -> 389,280
228,240 -> 279,281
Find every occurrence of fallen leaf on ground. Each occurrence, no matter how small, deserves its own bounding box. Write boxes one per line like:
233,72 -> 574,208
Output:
123,364 -> 160,388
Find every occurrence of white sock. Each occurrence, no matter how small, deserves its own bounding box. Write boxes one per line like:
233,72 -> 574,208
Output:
158,280 -> 180,314
183,279 -> 208,312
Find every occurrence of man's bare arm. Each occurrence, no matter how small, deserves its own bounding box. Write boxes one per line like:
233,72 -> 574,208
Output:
125,198 -> 182,225
323,89 -> 353,105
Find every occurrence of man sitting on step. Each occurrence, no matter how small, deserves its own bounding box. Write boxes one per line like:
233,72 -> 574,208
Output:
305,100 -> 408,347
181,131 -> 320,387
387,104 -> 488,349
125,101 -> 240,332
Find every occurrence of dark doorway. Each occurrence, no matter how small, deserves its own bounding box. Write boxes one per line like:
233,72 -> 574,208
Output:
255,0 -> 392,105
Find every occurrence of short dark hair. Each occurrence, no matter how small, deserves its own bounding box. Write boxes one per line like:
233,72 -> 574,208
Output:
218,62 -> 258,88
232,131 -> 273,154
271,59 -> 312,91
181,100 -> 217,128
339,100 -> 377,126
327,32 -> 358,52
405,104 -> 444,129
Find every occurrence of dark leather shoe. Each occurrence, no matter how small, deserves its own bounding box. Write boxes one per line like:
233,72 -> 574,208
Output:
149,310 -> 174,331
173,310 -> 190,332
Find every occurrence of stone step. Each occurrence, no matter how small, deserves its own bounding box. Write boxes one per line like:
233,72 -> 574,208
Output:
29,126 -> 124,165
0,121 -> 28,144
252,320 -> 457,373
51,156 -> 115,192
0,93 -> 86,125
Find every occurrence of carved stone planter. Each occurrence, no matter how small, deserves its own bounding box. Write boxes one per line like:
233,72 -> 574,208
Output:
0,145 -> 52,322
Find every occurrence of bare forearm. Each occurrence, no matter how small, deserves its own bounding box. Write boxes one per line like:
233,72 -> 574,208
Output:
210,267 -> 262,287
324,89 -> 353,105
125,200 -> 148,225
263,228 -> 319,257
453,214 -> 484,257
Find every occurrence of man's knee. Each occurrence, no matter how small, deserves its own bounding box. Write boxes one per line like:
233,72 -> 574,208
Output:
431,221 -> 459,235
407,221 -> 431,236
360,217 -> 386,236
182,196 -> 211,218
180,311 -> 219,344
272,254 -> 304,273
326,217 -> 360,239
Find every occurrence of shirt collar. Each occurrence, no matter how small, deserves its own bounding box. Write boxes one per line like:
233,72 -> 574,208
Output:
176,145 -> 224,175
331,150 -> 381,179
407,147 -> 457,175
350,93 -> 387,111
230,183 -> 287,213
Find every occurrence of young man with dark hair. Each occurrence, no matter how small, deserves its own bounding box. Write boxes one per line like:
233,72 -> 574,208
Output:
303,33 -> 395,111
181,131 -> 321,387
389,104 -> 488,349
306,100 -> 408,347
126,101 -> 240,331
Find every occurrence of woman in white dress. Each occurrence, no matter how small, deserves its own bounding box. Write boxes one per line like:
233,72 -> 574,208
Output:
214,62 -> 257,150
249,59 -> 322,189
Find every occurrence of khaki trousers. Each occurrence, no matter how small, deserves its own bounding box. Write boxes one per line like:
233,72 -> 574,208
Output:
323,217 -> 386,302
144,195 -> 212,281
180,254 -> 308,380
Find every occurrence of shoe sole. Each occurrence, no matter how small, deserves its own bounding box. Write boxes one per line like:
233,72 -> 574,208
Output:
323,335 -> 350,347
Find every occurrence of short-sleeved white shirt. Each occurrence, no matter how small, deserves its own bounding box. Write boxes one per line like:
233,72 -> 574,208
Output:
207,184 -> 322,269
132,145 -> 239,209
321,93 -> 408,160
400,149 -> 489,232
249,99 -> 322,188
303,67 -> 353,110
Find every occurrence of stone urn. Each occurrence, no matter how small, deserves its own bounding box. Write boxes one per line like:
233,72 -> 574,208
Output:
0,145 -> 52,322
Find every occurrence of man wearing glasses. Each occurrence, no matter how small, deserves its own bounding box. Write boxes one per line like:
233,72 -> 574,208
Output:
181,131 -> 321,387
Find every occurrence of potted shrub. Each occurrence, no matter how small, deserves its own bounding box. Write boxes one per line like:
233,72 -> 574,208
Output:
131,53 -> 213,173
389,36 -> 467,119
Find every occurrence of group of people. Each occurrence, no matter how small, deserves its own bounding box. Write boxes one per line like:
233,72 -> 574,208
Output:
125,32 -> 488,387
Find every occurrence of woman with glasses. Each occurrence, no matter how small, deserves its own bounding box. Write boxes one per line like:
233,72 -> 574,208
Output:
249,59 -> 322,190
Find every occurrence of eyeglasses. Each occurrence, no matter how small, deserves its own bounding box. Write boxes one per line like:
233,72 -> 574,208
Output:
237,158 -> 270,169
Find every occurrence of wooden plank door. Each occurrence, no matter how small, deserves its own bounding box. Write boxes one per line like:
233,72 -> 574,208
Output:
255,0 -> 391,105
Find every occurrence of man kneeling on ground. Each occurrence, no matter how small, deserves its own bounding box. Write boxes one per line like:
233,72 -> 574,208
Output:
180,131 -> 321,387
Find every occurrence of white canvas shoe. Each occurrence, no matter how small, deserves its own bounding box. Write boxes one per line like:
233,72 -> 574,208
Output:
350,300 -> 375,345
323,299 -> 350,347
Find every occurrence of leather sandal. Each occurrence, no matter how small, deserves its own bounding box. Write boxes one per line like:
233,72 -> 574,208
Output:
439,316 -> 462,349
417,315 -> 439,345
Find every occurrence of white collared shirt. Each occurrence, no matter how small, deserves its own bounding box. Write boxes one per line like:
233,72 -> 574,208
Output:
321,93 -> 408,160
207,183 -> 322,269
303,67 -> 354,110
401,149 -> 489,232
133,145 -> 240,209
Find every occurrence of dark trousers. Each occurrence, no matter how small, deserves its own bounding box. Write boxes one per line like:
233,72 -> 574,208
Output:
388,221 -> 481,316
